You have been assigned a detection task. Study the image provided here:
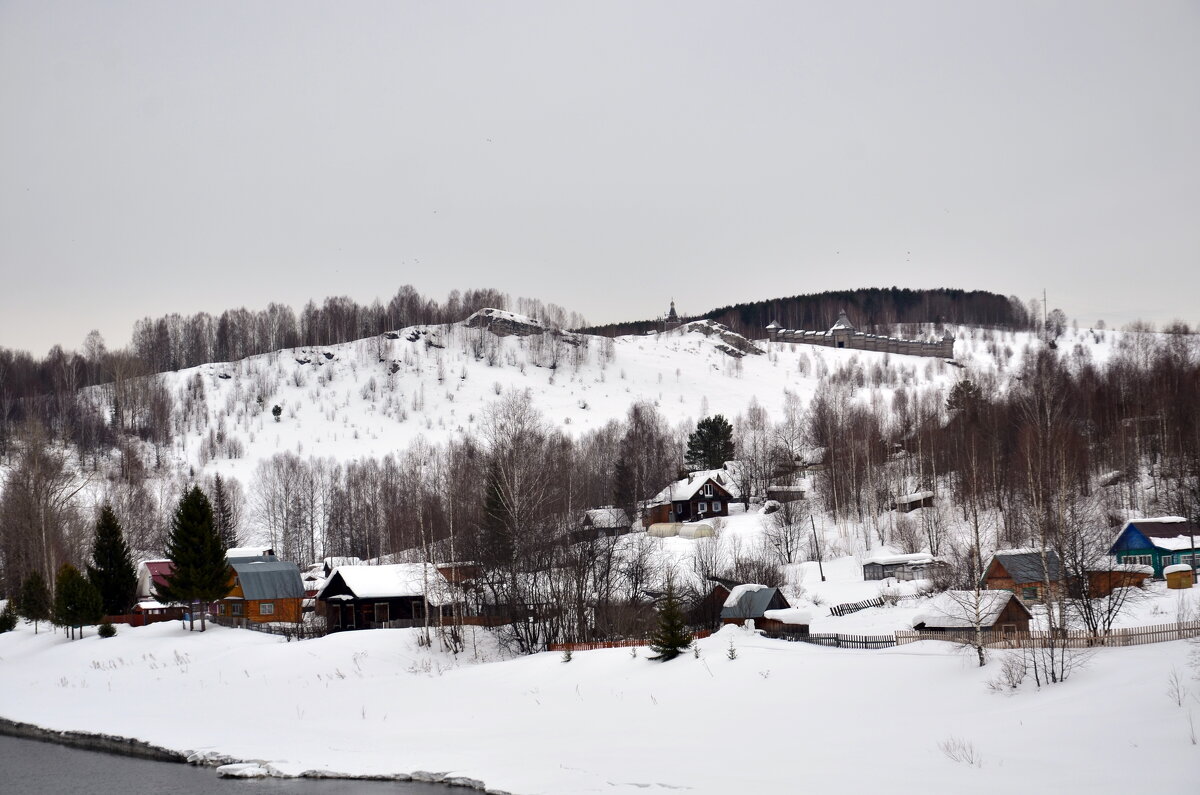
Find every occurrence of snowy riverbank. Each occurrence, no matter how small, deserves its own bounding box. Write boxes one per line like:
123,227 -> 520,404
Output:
0,619 -> 1196,794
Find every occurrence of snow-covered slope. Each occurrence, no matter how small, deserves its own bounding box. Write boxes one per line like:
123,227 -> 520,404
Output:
98,310 -> 1104,485
0,620 -> 1193,794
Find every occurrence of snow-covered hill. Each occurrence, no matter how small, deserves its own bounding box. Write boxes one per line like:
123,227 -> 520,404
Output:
98,309 -> 1103,486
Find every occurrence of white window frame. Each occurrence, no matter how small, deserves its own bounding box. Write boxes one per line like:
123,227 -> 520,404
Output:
711,502 -> 721,513
259,602 -> 275,616
701,483 -> 714,497
698,501 -> 708,513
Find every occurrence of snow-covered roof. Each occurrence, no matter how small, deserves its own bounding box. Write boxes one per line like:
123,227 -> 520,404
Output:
723,583 -> 767,609
830,310 -> 855,332
227,546 -> 274,559
763,607 -> 812,626
1164,563 -> 1194,575
652,469 -> 741,504
913,591 -> 1025,629
317,563 -> 452,606
863,551 -> 937,566
583,508 -> 630,529
895,490 -> 934,505
323,556 -> 362,568
1119,517 -> 1200,550
720,584 -> 785,619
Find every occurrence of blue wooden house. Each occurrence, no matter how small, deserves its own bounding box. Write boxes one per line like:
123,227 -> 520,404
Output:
1108,518 -> 1200,577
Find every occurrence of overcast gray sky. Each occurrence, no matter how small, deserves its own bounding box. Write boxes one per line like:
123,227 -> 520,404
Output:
2,1 -> 1197,355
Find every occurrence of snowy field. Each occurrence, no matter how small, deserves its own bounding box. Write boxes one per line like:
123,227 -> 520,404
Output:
1,617 -> 1196,794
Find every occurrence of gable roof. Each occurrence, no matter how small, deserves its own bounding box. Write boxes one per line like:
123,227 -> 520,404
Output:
914,590 -> 1029,629
988,549 -> 1062,584
230,560 -> 305,601
653,470 -> 741,504
1113,517 -> 1200,552
583,508 -> 631,529
720,584 -> 788,619
316,563 -> 452,606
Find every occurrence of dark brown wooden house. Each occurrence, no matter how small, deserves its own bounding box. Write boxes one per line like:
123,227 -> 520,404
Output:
645,470 -> 740,525
316,563 -> 452,631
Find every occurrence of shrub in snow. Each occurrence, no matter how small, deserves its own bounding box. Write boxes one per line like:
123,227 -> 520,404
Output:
272,404 -> 282,422
98,621 -> 116,638
0,600 -> 17,633
561,649 -> 573,663
726,639 -> 737,660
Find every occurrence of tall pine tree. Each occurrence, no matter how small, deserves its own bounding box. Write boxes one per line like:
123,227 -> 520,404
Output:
685,415 -> 735,471
18,571 -> 51,634
86,505 -> 138,616
648,577 -> 693,661
158,486 -> 229,631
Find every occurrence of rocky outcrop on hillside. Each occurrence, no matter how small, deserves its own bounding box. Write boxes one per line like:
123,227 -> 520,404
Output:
465,308 -> 581,346
677,320 -> 763,358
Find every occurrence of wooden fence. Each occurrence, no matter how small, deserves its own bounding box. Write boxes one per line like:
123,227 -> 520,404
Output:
548,629 -> 713,653
895,620 -> 1200,649
828,597 -> 884,617
210,615 -> 326,641
761,631 -> 897,649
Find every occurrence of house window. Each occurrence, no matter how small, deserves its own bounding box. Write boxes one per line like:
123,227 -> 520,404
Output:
259,602 -> 275,616
698,501 -> 708,513
1021,586 -> 1039,601
711,502 -> 721,513
217,604 -> 225,616
375,602 -> 389,623
702,484 -> 714,497
1126,554 -> 1153,567
231,602 -> 243,616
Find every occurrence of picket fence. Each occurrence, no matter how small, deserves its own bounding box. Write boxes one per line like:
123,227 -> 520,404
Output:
894,620 -> 1200,649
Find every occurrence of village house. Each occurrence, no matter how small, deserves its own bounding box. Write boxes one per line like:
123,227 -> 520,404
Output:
981,549 -> 1063,603
136,559 -> 174,601
643,469 -> 739,525
912,590 -> 1032,635
1108,517 -> 1200,578
215,559 -> 305,625
316,563 -> 453,631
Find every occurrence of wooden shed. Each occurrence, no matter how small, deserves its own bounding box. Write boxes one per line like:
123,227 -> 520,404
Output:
913,590 -> 1032,634
982,550 -> 1062,603
720,584 -> 790,625
1164,563 -> 1195,589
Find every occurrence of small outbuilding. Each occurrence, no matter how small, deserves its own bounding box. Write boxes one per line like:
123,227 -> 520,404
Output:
1165,563 -> 1195,589
912,590 -> 1032,634
892,490 -> 935,513
862,551 -> 945,581
720,584 -> 790,626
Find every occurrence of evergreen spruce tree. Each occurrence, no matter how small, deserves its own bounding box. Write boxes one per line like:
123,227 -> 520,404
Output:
478,462 -> 515,569
648,578 -> 693,662
86,504 -> 138,617
158,486 -> 230,631
18,571 -> 52,634
685,415 -> 735,471
211,475 -> 239,550
53,563 -> 104,640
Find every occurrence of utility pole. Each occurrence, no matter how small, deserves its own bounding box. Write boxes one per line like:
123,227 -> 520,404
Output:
810,514 -> 826,582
